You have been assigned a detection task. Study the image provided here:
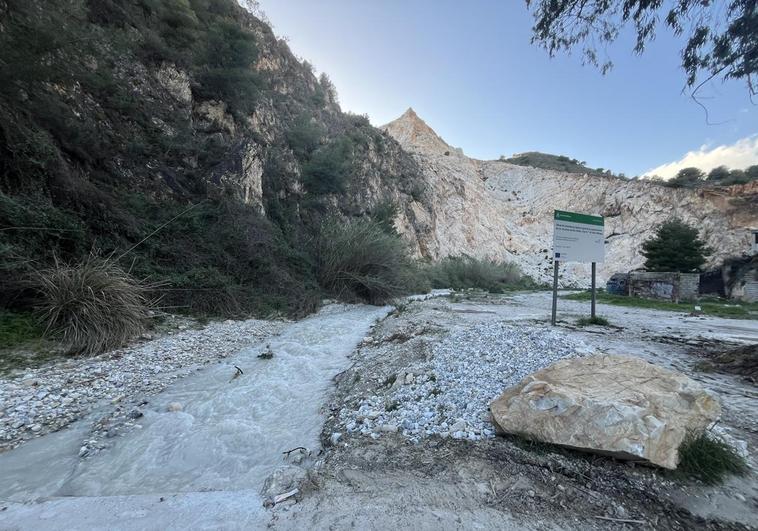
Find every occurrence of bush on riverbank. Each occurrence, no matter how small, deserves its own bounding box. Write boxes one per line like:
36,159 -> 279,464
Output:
426,256 -> 531,293
316,217 -> 425,304
33,256 -> 155,355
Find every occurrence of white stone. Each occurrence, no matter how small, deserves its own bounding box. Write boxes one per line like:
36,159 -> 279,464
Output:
490,354 -> 721,469
450,420 -> 467,433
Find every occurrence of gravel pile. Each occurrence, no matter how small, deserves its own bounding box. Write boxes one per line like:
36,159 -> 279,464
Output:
0,318 -> 284,452
339,322 -> 593,442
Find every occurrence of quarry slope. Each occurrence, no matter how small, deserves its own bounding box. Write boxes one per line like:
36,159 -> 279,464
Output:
385,109 -> 758,286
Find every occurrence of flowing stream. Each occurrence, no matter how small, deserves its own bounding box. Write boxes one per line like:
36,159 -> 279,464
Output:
0,304 -> 390,528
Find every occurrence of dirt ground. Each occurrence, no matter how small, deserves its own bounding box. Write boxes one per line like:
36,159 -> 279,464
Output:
270,292 -> 758,530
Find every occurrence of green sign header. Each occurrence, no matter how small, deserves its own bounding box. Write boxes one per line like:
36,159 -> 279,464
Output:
554,210 -> 604,226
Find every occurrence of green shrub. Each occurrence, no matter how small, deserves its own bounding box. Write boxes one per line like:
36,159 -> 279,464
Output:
192,19 -> 260,117
316,217 -> 417,304
576,315 -> 610,326
286,115 -> 324,160
0,310 -> 43,348
194,68 -> 261,117
676,432 -> 748,484
127,198 -> 321,318
302,137 -> 353,195
33,256 -> 155,355
370,200 -> 400,236
426,256 -> 529,292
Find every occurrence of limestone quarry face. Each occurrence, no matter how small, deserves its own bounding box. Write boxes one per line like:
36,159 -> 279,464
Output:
490,354 -> 721,469
383,109 -> 758,286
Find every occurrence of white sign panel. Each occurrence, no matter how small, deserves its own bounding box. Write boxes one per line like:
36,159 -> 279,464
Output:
553,210 -> 604,263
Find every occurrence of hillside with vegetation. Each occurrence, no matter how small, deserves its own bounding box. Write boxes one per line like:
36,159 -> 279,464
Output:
500,152 -> 618,176
0,0 -> 427,319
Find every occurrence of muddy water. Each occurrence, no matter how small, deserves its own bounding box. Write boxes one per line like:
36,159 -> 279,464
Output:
0,304 -> 390,502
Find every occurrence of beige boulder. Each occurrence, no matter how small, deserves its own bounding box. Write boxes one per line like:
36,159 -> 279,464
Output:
490,354 -> 720,469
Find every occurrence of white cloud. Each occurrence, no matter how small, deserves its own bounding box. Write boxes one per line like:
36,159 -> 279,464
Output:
643,135 -> 758,179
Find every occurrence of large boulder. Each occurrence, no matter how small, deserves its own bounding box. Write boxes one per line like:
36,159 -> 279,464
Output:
490,354 -> 720,469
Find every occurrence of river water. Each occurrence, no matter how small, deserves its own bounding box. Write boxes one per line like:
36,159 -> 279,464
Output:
0,303 -> 390,528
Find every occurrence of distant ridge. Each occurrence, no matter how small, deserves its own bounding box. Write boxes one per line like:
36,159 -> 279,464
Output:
501,152 -> 615,177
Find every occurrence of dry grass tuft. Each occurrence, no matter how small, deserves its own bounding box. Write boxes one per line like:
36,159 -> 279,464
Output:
33,255 -> 157,355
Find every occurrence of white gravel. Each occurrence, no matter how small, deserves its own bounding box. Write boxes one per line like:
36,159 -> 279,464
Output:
339,321 -> 594,442
0,318 -> 284,452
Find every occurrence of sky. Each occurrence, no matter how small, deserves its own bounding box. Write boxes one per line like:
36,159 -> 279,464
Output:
256,0 -> 757,179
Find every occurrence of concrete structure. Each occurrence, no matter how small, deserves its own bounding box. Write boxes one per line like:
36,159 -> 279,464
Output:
628,272 -> 700,302
605,273 -> 630,295
725,257 -> 758,303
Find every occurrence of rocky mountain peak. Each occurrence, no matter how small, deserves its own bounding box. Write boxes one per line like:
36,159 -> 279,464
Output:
382,109 -> 757,286
382,108 -> 458,156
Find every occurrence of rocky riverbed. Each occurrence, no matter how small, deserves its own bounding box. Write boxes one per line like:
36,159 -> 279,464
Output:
0,292 -> 757,530
339,322 -> 593,442
0,317 -> 284,453
297,291 -> 758,530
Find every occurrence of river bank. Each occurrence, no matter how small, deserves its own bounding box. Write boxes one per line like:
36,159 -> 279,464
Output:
0,317 -> 285,454
0,292 -> 756,529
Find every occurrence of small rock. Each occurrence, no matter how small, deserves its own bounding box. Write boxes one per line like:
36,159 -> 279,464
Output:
330,432 -> 342,445
261,466 -> 307,498
450,420 -> 467,432
167,402 -> 183,412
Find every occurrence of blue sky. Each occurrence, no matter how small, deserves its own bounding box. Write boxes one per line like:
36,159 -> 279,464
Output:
257,0 -> 757,178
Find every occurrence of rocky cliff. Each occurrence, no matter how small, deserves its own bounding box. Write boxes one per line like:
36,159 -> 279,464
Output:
384,109 -> 758,285
0,0 -> 425,315
3,0 -> 755,310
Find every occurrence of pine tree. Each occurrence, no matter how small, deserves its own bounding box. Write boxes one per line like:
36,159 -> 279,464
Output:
641,219 -> 712,272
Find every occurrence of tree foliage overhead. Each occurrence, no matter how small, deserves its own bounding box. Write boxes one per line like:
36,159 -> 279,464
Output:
641,218 -> 712,272
526,0 -> 758,95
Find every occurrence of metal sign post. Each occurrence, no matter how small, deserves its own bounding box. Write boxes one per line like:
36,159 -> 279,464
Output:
551,210 -> 605,325
591,262 -> 596,319
551,259 -> 559,325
